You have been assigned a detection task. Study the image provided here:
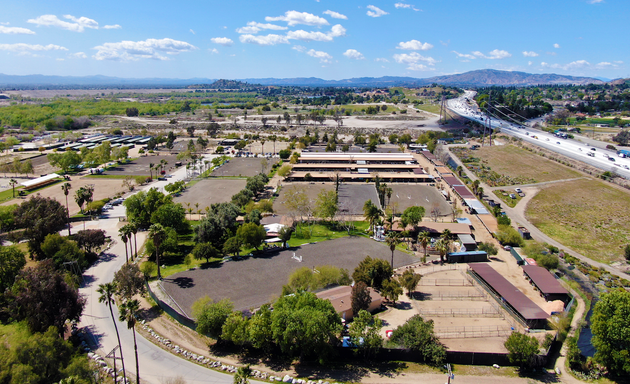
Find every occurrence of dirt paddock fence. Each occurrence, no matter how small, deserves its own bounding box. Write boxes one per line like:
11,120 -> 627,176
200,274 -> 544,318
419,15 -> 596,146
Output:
435,325 -> 514,339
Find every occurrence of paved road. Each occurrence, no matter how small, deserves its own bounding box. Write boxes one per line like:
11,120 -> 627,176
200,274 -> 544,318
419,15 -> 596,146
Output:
447,91 -> 630,179
78,153 -> 266,384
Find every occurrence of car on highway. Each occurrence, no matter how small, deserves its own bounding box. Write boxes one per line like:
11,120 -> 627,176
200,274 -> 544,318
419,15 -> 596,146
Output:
556,141 -> 561,145
591,148 -> 596,151
624,165 -> 630,170
587,152 -> 595,157
608,157 -> 615,162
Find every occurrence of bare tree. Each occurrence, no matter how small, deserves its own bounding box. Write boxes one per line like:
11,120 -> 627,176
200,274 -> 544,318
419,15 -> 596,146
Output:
430,202 -> 441,222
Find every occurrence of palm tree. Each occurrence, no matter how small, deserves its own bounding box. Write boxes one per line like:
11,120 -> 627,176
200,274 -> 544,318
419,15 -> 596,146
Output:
119,225 -> 132,263
260,139 -> 266,155
9,178 -> 17,198
363,200 -> 382,232
148,162 -> 154,180
119,299 -> 141,384
149,224 -> 166,279
435,238 -> 448,265
61,182 -> 72,236
385,231 -> 401,270
195,203 -> 200,219
97,282 -> 127,382
129,221 -> 139,260
418,231 -> 430,263
233,365 -> 252,384
269,135 -> 277,155
456,165 -> 463,177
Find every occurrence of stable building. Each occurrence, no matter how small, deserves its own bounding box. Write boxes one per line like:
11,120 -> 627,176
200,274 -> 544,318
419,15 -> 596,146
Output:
316,285 -> 383,321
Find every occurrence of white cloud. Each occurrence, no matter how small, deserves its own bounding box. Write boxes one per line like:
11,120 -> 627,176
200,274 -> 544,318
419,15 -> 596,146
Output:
239,33 -> 289,46
375,58 -> 389,62
0,22 -> 9,25
211,37 -> 233,46
209,48 -> 219,54
452,51 -> 476,60
459,49 -> 511,60
528,61 -> 533,66
553,43 -> 560,48
190,29 -> 195,34
306,49 -> 332,63
393,52 -> 437,70
522,51 -> 539,57
589,0 -> 604,3
0,26 -> 35,34
329,24 -> 346,37
343,49 -> 364,60
103,24 -> 121,29
92,38 -> 197,61
266,11 -> 329,26
394,3 -> 421,11
27,14 -> 99,32
292,45 -> 307,52
70,51 -> 87,59
0,43 -> 68,52
541,60 -> 621,71
236,21 -> 287,34
367,5 -> 388,17
397,39 -> 433,51
323,10 -> 347,19
287,30 -> 332,42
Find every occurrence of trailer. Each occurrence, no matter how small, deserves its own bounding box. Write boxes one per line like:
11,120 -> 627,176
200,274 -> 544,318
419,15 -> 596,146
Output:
617,149 -> 630,158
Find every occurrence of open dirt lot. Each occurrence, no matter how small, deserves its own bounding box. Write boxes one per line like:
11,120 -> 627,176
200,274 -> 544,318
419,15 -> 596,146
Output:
462,144 -> 583,184
161,236 -> 418,315
273,182 -> 334,215
1,176 -> 127,216
173,178 -> 247,207
211,157 -> 278,177
388,184 -> 452,216
103,154 -> 181,177
338,184 -> 380,213
526,178 -> 630,263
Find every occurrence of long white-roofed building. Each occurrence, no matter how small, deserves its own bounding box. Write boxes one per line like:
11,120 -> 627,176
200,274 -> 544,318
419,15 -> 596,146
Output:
287,152 -> 433,182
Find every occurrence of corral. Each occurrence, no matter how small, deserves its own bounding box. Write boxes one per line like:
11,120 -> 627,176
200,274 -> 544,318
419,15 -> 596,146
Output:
173,178 -> 247,207
160,236 -> 417,316
337,184 -> 381,214
210,157 -> 277,177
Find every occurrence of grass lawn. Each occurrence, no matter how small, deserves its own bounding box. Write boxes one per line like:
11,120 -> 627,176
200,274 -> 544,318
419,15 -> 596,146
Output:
288,221 -> 370,247
526,178 -> 630,264
493,188 -> 522,208
454,144 -> 583,186
415,103 -> 441,114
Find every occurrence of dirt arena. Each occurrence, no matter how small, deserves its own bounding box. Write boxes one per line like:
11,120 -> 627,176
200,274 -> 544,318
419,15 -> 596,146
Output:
161,236 -> 418,315
388,184 -> 452,216
173,178 -> 247,207
273,182 -> 334,215
338,184 -> 381,214
104,154 -> 181,177
211,157 -> 278,178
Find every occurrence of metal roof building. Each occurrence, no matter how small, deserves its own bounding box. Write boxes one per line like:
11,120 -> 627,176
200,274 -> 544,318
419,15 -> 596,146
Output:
469,263 -> 550,328
522,265 -> 570,303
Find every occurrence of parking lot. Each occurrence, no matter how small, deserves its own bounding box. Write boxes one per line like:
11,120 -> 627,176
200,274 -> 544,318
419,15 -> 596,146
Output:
173,178 -> 247,207
162,236 -> 418,314
211,157 -> 278,178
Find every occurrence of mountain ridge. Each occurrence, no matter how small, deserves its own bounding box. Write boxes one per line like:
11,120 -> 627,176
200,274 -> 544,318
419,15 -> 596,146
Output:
0,69 -> 604,88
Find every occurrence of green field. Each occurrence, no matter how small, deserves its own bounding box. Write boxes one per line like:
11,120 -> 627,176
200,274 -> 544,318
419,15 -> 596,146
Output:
526,178 -> 630,264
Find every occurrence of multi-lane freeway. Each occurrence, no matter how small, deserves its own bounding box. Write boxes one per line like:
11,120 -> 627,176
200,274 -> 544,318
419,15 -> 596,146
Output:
447,90 -> 630,179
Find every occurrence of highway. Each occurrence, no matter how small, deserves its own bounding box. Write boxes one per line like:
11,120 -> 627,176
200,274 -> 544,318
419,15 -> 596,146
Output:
446,90 -> 630,179
78,152 -> 262,384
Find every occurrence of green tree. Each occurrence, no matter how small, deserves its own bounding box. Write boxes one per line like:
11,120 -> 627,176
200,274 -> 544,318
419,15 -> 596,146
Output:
113,263 -> 146,300
193,297 -> 234,340
97,282 -> 127,381
13,195 -> 68,260
279,226 -> 293,249
222,312 -> 250,347
192,243 -> 219,263
362,200 -> 382,232
398,269 -> 422,296
61,182 -> 72,236
348,310 -> 383,358
150,203 -> 189,234
478,242 -> 498,256
390,315 -> 446,365
352,256 -> 392,290
119,225 -> 132,264
40,233 -> 86,271
591,289 -> 630,375
247,303 -> 274,353
148,224 -> 166,279
417,231 -> 431,263
381,278 -> 403,304
351,281 -> 372,316
271,291 -> 342,364
401,205 -> 425,228
236,222 -> 266,251
119,299 -> 141,384
0,245 -> 26,292
504,331 -> 539,369
624,244 -> 630,261
8,178 -> 17,199
223,236 -> 242,257
315,190 -> 338,222
233,365 -> 252,384
385,231 -> 401,269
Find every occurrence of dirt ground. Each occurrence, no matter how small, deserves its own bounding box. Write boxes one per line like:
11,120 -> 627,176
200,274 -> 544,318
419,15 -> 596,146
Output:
211,157 -> 278,177
338,184 -> 380,213
104,154 -> 181,177
161,236 -> 418,314
0,176 -> 127,216
273,182 -> 334,215
388,184 -> 452,216
173,178 -> 247,207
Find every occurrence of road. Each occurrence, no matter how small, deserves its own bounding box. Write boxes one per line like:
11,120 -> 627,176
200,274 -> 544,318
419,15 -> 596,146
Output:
447,90 -> 630,178
78,152 -> 263,384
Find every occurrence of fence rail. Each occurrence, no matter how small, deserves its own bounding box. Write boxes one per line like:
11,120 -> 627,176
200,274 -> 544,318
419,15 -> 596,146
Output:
420,291 -> 486,301
419,307 -> 502,318
420,279 -> 473,286
435,325 -> 513,339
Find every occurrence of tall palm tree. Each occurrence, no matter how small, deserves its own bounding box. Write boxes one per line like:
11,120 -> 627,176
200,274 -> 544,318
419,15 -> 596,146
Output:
418,231 -> 431,263
363,200 -> 382,232
260,139 -> 266,155
9,178 -> 17,198
148,162 -> 154,180
97,282 -> 127,382
435,238 -> 448,265
149,224 -> 166,279
119,225 -> 133,263
385,231 -> 401,270
129,221 -> 139,260
61,182 -> 72,235
119,299 -> 141,384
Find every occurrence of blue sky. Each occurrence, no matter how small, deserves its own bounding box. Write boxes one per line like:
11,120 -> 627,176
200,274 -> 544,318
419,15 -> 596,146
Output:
0,0 -> 627,80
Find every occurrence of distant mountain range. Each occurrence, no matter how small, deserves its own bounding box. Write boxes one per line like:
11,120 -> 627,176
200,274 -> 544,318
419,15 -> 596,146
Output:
0,69 -> 607,89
